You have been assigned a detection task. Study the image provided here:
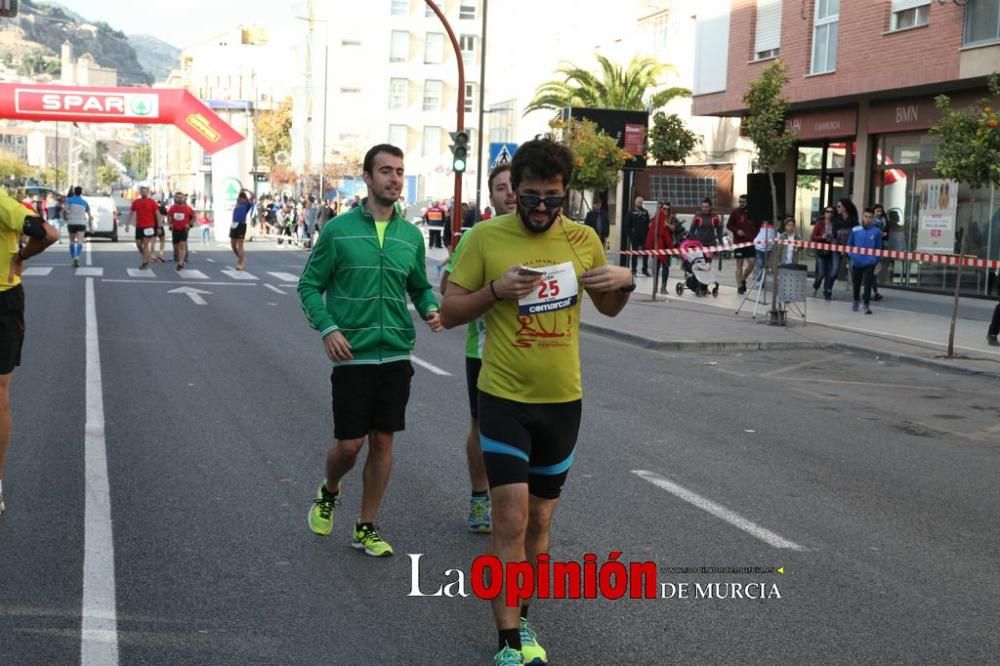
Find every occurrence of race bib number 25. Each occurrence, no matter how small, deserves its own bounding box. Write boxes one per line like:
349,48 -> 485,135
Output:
518,262 -> 579,316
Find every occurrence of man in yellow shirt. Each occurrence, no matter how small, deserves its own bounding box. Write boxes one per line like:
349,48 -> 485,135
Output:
0,188 -> 59,516
442,139 -> 634,666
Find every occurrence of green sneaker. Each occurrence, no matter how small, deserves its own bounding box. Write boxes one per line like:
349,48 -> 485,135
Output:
520,619 -> 548,665
352,523 -> 394,557
494,645 -> 524,666
308,483 -> 340,536
468,496 -> 491,533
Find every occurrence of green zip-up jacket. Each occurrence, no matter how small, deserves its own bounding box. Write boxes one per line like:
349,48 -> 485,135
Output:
298,201 -> 438,366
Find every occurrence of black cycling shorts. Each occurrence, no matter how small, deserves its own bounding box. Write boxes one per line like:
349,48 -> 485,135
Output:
172,229 -> 189,244
229,223 -> 247,239
465,356 -> 482,419
136,226 -> 155,241
734,245 -> 755,258
0,285 -> 25,375
331,361 -> 414,440
478,391 -> 582,500
67,224 -> 86,235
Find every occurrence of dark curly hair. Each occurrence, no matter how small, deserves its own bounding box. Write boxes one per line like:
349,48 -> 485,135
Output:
510,138 -> 574,191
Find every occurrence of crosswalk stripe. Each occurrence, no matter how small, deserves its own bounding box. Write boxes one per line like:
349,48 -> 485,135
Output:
23,266 -> 53,276
221,270 -> 258,281
267,271 -> 299,283
127,268 -> 155,278
76,267 -> 104,277
179,269 -> 209,279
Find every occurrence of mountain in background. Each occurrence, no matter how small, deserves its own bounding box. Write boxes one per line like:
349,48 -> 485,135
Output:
129,35 -> 181,83
2,0 -> 153,85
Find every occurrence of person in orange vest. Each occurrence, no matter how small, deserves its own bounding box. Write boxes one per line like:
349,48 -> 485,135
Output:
423,201 -> 446,248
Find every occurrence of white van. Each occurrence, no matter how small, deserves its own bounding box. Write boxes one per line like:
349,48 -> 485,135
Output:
84,196 -> 120,242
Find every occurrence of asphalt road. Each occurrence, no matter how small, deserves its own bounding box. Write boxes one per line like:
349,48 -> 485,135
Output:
1,240 -> 998,665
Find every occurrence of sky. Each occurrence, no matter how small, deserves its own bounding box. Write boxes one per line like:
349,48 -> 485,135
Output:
56,0 -> 301,48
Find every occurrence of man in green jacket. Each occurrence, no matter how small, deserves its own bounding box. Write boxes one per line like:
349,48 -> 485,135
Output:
298,143 -> 443,557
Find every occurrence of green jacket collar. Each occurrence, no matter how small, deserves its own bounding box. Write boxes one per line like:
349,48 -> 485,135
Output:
357,198 -> 405,224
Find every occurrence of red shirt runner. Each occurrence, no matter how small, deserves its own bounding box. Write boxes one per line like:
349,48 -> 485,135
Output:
131,197 -> 160,229
167,203 -> 194,231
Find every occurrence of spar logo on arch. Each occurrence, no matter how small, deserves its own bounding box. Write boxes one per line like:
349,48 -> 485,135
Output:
14,89 -> 160,119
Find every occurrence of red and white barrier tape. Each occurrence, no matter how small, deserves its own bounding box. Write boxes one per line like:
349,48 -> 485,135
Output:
618,239 -> 1000,270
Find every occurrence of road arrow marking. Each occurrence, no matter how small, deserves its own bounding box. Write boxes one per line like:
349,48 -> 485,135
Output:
179,269 -> 208,279
23,266 -> 53,276
167,286 -> 212,305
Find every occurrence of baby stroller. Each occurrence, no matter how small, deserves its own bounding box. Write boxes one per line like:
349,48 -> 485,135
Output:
674,239 -> 720,297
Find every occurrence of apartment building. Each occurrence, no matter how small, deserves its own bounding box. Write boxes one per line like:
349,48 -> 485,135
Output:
693,0 -> 1000,296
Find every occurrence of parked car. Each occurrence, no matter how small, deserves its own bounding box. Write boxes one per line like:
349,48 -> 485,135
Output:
84,195 -> 120,242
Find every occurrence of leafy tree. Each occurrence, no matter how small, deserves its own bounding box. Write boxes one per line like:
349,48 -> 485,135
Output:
525,55 -> 690,114
322,151 -> 363,186
741,60 -> 795,225
120,144 -> 150,181
549,118 -> 630,194
0,151 -> 32,183
648,112 -> 699,165
257,97 -> 293,167
97,164 -> 120,190
930,73 -> 1000,189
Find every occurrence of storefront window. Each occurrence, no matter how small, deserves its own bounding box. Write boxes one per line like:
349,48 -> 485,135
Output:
794,141 -> 853,237
871,132 -> 999,296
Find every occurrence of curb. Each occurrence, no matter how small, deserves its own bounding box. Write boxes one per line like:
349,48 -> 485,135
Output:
581,320 -> 1000,380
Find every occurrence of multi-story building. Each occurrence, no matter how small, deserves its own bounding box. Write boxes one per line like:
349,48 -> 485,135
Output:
693,0 -> 1000,296
298,0 -> 484,203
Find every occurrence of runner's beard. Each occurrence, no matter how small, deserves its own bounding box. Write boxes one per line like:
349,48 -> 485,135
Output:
517,205 -> 560,234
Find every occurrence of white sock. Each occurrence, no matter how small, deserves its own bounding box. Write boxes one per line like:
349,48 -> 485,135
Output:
0,479 -> 4,494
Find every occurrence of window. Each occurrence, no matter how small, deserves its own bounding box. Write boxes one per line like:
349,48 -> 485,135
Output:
389,78 -> 408,111
460,34 -> 476,63
390,0 -> 408,16
460,0 -> 477,20
753,0 -> 782,60
811,0 -> 839,74
891,0 -> 929,31
422,126 -> 442,157
648,175 -> 718,208
964,0 -> 1000,45
424,32 -> 445,64
390,31 -> 409,62
423,80 -> 443,111
389,124 -> 408,149
425,0 -> 442,18
464,83 -> 476,113
640,11 -> 669,53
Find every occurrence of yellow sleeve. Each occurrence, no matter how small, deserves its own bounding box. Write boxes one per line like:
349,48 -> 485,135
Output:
0,191 -> 29,234
448,224 -> 485,292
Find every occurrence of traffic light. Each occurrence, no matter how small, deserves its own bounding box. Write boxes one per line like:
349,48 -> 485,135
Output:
449,130 -> 469,173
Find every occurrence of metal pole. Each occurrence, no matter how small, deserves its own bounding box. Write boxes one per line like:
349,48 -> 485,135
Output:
424,0 -> 465,249
320,44 -> 329,200
252,72 -> 259,201
473,0 -> 488,221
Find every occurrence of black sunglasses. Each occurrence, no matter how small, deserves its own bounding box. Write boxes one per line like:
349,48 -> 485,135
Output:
519,194 -> 565,210
824,209 -> 834,214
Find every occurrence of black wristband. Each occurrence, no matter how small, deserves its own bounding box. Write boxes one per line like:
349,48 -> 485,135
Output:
489,279 -> 502,301
16,249 -> 27,262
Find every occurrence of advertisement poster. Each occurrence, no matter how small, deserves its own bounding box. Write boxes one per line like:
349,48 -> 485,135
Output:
916,179 -> 957,253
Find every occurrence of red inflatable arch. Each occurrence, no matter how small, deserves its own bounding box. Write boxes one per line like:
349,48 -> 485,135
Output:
0,82 -> 244,154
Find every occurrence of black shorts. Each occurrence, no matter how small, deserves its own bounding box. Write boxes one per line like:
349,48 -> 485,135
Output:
0,285 -> 25,375
465,356 -> 482,419
67,224 -> 86,235
229,223 -> 247,239
331,361 -> 414,440
172,229 -> 189,243
478,391 -> 583,500
734,245 -> 755,259
136,226 -> 156,241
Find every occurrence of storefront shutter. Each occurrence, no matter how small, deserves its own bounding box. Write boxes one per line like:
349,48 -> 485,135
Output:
754,0 -> 783,55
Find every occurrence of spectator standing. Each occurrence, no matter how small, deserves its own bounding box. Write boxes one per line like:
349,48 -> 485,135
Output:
584,196 -> 609,247
690,197 -> 723,249
726,195 -> 756,293
646,202 -> 675,294
829,198 -> 858,299
424,201 -> 446,248
871,203 -> 890,301
847,207 -> 882,315
626,195 -> 651,276
812,205 -> 836,298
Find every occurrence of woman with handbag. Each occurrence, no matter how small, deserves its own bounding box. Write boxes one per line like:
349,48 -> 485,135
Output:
812,206 -> 835,298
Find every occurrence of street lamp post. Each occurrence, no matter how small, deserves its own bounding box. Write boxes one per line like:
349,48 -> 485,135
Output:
473,0 -> 488,222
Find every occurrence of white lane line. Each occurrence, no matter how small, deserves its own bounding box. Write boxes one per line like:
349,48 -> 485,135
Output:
411,355 -> 452,376
264,284 -> 287,295
102,279 -> 255,287
266,271 -> 299,283
23,266 -> 53,276
221,269 -> 258,281
126,268 -> 154,278
76,268 -> 104,277
81,278 -> 119,664
206,258 -> 216,263
179,269 -> 209,280
632,470 -> 807,551
85,241 -> 92,266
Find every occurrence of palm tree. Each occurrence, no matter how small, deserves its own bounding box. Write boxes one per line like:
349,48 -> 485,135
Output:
524,54 -> 690,115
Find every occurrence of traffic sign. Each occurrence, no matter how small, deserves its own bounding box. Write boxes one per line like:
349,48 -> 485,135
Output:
489,143 -> 518,170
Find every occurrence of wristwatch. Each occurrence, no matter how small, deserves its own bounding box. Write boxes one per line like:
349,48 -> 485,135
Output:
618,279 -> 637,293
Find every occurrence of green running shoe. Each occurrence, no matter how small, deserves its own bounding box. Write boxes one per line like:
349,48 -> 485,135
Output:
520,619 -> 548,665
468,496 -> 491,533
308,483 -> 340,536
352,523 -> 394,557
494,645 -> 524,666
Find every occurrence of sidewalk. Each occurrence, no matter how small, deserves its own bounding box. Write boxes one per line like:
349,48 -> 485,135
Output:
581,259 -> 1000,378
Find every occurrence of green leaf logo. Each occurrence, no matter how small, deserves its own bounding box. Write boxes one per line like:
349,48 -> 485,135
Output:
130,96 -> 152,116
